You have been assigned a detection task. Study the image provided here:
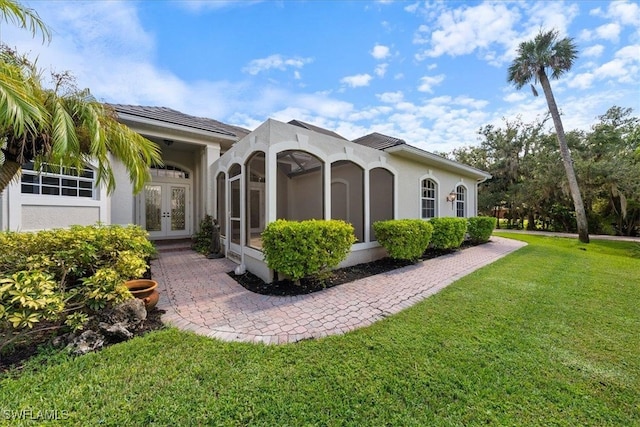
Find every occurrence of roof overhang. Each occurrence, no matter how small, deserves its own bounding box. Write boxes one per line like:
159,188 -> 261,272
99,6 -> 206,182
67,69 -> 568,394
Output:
117,112 -> 238,147
384,144 -> 492,182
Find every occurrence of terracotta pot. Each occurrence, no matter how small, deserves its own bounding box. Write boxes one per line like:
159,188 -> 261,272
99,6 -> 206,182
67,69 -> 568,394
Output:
125,279 -> 159,310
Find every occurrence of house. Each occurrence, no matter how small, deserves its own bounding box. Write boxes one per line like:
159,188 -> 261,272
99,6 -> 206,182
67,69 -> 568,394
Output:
0,105 -> 491,282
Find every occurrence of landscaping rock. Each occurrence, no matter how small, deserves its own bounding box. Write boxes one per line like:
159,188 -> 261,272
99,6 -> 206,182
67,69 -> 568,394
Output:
66,330 -> 105,356
98,322 -> 134,342
99,298 -> 147,330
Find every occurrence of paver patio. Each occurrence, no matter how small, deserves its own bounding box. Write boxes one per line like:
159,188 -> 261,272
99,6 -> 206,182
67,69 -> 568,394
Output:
152,236 -> 526,344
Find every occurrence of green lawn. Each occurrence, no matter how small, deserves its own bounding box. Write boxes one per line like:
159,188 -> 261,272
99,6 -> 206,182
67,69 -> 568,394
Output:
1,234 -> 639,426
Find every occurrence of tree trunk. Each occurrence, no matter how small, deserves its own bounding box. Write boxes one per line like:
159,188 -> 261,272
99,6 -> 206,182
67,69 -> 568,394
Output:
0,159 -> 21,194
538,71 -> 590,243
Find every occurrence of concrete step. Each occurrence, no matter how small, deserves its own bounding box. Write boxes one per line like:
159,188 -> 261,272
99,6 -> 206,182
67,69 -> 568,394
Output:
153,238 -> 193,253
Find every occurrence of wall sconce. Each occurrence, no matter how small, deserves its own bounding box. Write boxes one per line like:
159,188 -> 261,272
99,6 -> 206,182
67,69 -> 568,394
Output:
446,190 -> 457,208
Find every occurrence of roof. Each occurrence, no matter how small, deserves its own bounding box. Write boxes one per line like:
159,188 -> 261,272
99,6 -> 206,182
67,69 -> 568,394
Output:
288,119 -> 348,141
352,132 -> 406,150
353,131 -> 490,181
109,104 -> 251,139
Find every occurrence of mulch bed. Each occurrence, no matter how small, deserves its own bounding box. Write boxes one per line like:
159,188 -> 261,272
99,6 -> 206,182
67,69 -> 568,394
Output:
230,241 -> 478,296
0,308 -> 166,374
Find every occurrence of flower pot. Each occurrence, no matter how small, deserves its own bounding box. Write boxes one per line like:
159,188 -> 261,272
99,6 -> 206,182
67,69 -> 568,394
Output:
125,279 -> 159,311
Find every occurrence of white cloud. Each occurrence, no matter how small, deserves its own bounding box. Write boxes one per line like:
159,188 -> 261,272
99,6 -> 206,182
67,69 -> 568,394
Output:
595,23 -> 621,41
371,44 -> 390,60
243,55 -> 313,75
414,2 -> 520,60
340,74 -> 373,88
417,74 -> 445,93
374,63 -> 388,77
567,72 -> 595,89
377,91 -> 404,103
583,44 -> 605,58
503,92 -> 527,103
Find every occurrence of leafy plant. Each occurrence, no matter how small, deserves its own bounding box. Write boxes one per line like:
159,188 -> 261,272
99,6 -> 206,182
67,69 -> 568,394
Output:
467,216 -> 497,244
429,217 -> 468,250
192,215 -> 214,254
0,224 -> 153,352
373,219 -> 434,262
262,219 -> 355,283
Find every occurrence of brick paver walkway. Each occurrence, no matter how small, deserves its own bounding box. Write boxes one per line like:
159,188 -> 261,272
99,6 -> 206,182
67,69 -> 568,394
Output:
153,236 -> 526,344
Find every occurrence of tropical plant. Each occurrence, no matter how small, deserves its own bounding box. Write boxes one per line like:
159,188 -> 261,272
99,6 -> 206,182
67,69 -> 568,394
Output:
0,0 -> 162,193
507,29 -> 589,243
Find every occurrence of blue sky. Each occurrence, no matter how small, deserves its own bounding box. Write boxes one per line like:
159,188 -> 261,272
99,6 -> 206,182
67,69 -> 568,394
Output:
6,0 -> 640,152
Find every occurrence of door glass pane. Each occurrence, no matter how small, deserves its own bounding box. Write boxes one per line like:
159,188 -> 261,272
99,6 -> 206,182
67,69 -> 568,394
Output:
230,178 -> 240,218
171,186 -> 186,231
145,185 -> 162,232
231,220 -> 241,245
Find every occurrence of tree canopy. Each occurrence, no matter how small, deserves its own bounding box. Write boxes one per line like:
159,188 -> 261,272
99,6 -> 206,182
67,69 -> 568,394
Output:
450,106 -> 640,236
0,0 -> 161,194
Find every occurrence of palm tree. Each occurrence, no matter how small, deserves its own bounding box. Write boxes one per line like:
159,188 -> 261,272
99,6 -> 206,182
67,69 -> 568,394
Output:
508,29 -> 589,243
0,0 -> 162,194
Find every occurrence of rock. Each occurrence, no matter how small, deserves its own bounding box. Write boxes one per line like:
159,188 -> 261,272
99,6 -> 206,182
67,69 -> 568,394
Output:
99,298 -> 147,330
66,330 -> 105,356
98,322 -> 134,341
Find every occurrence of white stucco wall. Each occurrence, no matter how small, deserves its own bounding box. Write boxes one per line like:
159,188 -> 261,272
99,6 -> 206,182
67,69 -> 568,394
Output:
211,118 -> 489,283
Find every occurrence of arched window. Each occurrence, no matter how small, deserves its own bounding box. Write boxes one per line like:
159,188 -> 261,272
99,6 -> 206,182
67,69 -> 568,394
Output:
149,164 -> 190,179
276,150 -> 324,221
456,185 -> 466,218
21,162 -> 95,198
331,160 -> 364,242
421,178 -> 437,219
369,168 -> 394,241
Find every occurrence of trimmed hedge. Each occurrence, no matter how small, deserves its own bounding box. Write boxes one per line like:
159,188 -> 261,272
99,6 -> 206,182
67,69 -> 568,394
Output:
262,219 -> 356,282
429,217 -> 468,250
467,216 -> 497,244
373,219 -> 434,262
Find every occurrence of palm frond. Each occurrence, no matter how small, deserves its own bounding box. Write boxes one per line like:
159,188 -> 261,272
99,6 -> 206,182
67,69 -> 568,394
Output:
0,0 -> 51,43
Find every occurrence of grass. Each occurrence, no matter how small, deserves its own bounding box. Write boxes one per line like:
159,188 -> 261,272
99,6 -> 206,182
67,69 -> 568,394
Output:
1,234 -> 639,426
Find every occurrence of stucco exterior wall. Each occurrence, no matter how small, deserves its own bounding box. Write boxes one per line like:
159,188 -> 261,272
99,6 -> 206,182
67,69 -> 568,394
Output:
21,205 -> 101,230
211,118 -> 488,283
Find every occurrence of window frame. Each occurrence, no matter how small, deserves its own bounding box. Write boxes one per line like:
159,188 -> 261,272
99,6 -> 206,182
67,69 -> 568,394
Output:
455,185 -> 467,218
420,178 -> 437,219
20,162 -> 96,199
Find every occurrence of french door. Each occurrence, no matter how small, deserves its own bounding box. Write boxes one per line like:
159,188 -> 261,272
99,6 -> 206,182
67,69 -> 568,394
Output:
144,183 -> 190,239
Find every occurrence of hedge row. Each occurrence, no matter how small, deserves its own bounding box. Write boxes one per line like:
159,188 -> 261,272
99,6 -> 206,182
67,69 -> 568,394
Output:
374,216 -> 496,261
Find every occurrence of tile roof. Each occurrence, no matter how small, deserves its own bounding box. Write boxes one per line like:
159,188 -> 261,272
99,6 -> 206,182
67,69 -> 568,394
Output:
288,119 -> 349,141
351,132 -> 406,150
109,104 -> 251,139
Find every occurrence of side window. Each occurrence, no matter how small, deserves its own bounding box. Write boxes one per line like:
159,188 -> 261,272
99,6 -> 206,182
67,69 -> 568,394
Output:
21,162 -> 95,198
456,185 -> 466,218
421,179 -> 437,219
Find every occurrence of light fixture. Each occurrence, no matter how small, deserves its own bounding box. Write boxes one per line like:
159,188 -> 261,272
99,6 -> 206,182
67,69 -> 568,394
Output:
163,139 -> 174,146
446,190 -> 457,208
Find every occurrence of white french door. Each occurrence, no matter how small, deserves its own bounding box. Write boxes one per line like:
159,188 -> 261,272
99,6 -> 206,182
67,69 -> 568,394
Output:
144,183 -> 190,239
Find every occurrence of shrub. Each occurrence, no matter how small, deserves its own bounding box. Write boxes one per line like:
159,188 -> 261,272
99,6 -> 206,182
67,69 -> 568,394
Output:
429,217 -> 468,250
262,219 -> 356,282
467,216 -> 497,244
373,219 -> 434,262
192,215 -> 214,254
0,224 -> 154,352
